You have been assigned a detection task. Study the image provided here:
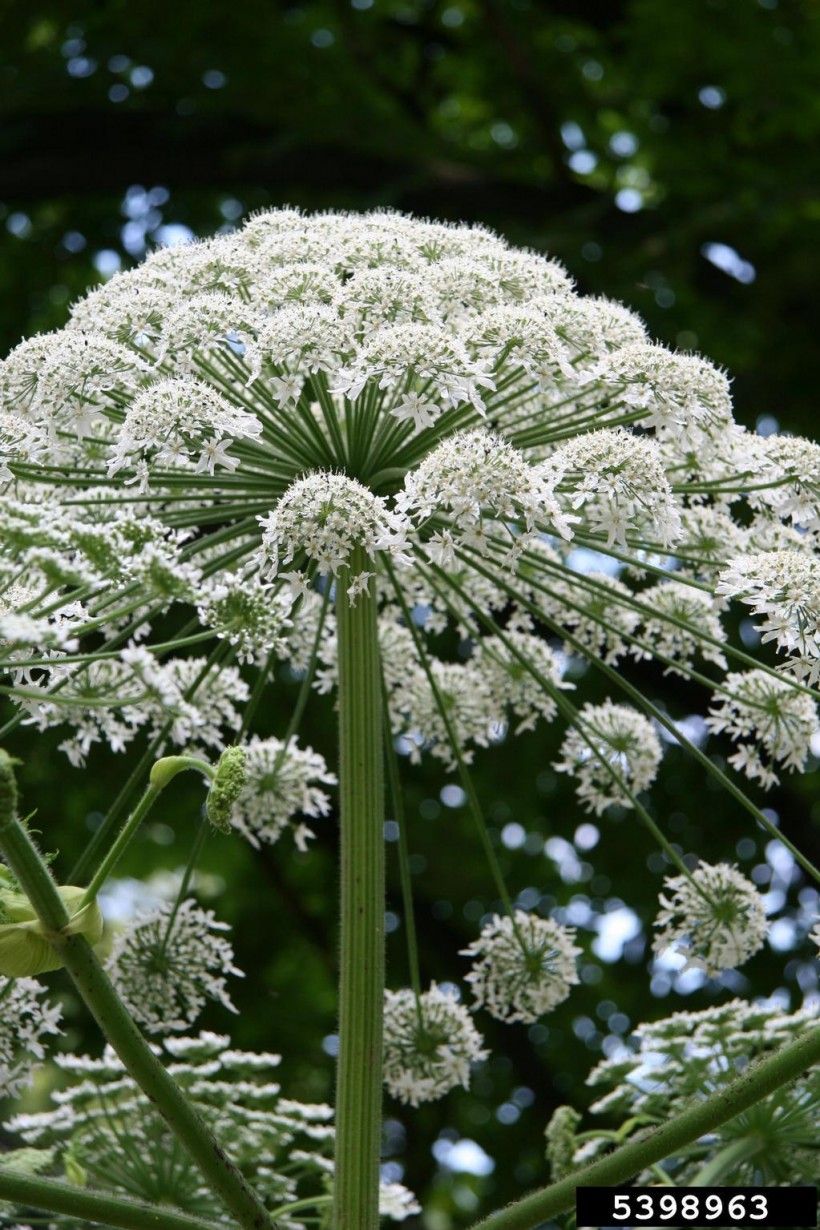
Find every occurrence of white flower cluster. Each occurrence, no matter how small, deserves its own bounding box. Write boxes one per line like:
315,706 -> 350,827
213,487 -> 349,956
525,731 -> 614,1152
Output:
546,427 -> 682,549
752,433 -> 820,532
0,330 -> 148,448
652,862 -> 768,974
6,1030 -> 417,1224
398,427 -> 574,548
383,984 -> 488,1106
0,207 -> 815,811
0,583 -> 81,656
599,344 -> 733,447
379,619 -> 569,764
335,320 -> 494,412
676,504 -> 748,580
196,574 -> 293,664
387,657 -> 497,768
108,377 -> 263,485
258,472 -> 411,595
378,1182 -> 422,1222
554,701 -> 663,814
718,551 -> 820,684
548,999 -> 817,1185
106,899 -> 243,1034
462,911 -> 581,1023
706,669 -> 818,787
475,632 -> 567,734
630,580 -> 726,675
229,735 -> 336,850
0,976 -> 62,1098
589,998 -> 815,1118
11,649 -> 248,766
529,559 -> 639,665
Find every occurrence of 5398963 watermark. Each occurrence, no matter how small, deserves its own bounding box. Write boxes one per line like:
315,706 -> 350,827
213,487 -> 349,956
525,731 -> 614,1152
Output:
576,1185 -> 818,1228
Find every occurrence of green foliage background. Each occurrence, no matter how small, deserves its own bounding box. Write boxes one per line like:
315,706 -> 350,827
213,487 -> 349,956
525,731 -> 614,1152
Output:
1,1 -> 819,1222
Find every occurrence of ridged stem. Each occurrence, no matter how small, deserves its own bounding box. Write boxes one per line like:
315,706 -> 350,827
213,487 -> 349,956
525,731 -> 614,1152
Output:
332,549 -> 385,1230
469,1023 -> 820,1230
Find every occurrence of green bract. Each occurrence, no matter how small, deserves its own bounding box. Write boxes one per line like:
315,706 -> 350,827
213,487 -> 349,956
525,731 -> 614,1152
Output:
0,885 -> 104,977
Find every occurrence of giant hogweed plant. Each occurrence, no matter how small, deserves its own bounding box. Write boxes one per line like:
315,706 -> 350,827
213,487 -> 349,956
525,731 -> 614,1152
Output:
0,209 -> 817,1230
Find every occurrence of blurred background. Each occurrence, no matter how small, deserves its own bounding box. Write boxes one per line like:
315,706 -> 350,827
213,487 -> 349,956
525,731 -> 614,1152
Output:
1,1 -> 819,1224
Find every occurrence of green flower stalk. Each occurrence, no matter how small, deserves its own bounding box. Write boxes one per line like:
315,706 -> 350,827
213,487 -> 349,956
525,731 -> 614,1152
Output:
80,752 -> 217,906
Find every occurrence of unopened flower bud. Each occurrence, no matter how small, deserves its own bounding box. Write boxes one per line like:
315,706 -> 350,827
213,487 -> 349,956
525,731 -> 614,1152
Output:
206,746 -> 247,834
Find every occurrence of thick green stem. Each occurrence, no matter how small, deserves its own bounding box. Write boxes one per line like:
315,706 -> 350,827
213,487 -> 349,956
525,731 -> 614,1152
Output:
470,1023 -> 820,1230
332,549 -> 385,1230
0,1167 -> 226,1230
0,753 -> 272,1230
